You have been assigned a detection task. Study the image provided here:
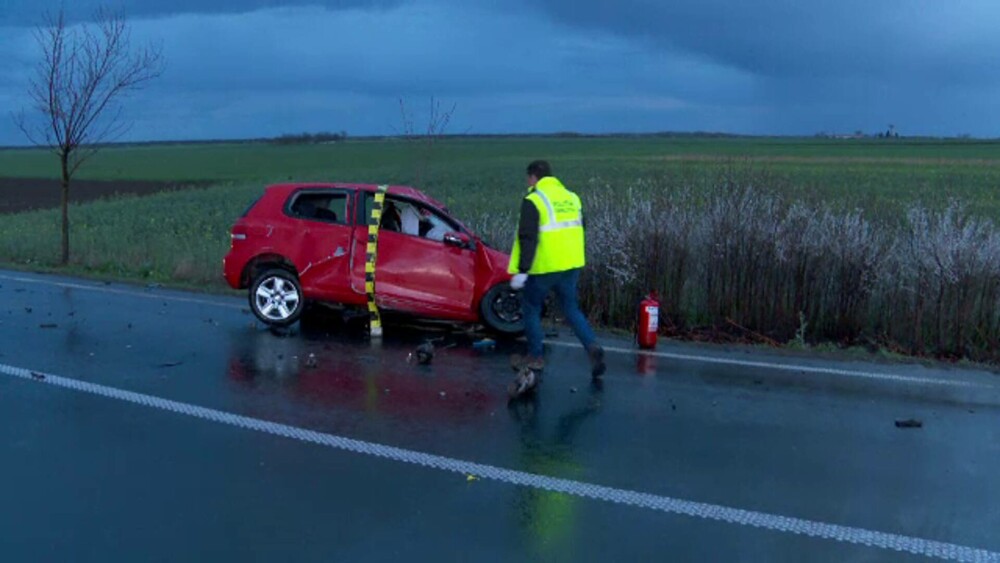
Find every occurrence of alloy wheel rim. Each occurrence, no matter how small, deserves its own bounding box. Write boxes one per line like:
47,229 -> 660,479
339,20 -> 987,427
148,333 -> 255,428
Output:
255,276 -> 300,320
493,290 -> 522,324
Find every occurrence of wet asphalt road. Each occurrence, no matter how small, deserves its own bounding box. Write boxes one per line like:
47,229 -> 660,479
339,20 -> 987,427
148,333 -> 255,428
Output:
1,270 -> 1000,562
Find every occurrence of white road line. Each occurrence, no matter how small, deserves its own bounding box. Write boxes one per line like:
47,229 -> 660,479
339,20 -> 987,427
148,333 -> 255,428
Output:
545,341 -> 990,389
0,273 -> 243,310
0,362 -> 996,562
2,271 -> 992,390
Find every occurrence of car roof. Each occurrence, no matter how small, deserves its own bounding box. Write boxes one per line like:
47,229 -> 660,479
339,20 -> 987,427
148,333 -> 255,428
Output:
265,182 -> 445,209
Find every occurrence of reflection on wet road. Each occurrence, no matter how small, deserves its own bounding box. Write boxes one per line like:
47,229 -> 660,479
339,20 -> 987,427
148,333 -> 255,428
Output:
1,270 -> 999,562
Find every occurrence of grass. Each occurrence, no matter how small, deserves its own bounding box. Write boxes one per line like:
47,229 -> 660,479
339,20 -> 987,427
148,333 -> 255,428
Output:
5,136 -> 1000,218
5,137 -> 1000,182
3,136 -> 1000,362
0,183 -> 258,285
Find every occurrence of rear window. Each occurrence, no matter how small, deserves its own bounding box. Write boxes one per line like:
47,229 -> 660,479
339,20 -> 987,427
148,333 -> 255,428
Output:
286,191 -> 349,224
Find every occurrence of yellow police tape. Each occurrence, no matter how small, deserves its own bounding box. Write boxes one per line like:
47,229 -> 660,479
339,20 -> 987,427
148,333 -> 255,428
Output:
366,185 -> 388,337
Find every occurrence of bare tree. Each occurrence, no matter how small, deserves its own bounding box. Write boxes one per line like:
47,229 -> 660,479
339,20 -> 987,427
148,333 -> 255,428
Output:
14,7 -> 163,265
393,96 -> 456,140
392,96 -> 457,185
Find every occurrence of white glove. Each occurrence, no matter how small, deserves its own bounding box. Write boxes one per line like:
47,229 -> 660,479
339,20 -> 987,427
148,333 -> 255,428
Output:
510,273 -> 528,290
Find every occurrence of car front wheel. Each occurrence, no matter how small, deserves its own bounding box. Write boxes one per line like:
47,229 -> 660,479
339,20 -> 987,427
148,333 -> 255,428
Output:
250,268 -> 304,327
480,283 -> 524,336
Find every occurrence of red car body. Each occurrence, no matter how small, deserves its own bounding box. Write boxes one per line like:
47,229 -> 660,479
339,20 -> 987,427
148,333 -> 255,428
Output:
223,183 -> 521,332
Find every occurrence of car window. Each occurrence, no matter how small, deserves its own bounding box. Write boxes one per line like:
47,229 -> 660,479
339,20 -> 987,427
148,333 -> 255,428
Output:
418,206 -> 456,242
287,191 -> 348,224
376,195 -> 458,242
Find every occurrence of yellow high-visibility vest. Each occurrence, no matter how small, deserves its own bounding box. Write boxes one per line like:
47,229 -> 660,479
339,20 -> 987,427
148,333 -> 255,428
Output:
509,177 -> 586,275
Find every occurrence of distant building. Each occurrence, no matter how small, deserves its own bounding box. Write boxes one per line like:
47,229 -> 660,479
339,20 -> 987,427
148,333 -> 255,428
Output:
826,132 -> 867,139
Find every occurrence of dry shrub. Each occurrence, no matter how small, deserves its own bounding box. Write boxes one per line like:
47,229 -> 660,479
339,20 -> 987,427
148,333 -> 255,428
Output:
469,171 -> 1000,362
880,203 -> 1000,358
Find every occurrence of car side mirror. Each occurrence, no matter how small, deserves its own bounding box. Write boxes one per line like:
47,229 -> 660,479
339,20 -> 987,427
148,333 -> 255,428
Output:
443,231 -> 470,248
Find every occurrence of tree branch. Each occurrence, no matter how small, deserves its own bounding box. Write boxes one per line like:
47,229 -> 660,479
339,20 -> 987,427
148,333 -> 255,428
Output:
12,4 -> 164,264
15,6 -> 163,158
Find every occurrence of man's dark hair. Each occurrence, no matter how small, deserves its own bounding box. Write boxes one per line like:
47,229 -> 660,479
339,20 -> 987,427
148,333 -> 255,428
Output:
526,160 -> 552,179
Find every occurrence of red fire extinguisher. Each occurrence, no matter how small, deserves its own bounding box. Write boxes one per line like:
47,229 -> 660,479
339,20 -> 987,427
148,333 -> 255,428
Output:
637,293 -> 660,350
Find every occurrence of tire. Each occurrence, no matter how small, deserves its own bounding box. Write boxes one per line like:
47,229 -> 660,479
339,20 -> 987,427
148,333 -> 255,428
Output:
249,268 -> 304,327
480,283 -> 524,336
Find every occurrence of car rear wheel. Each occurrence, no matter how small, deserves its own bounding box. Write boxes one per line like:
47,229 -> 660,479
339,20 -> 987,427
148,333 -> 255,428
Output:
480,283 -> 524,336
250,268 -> 304,327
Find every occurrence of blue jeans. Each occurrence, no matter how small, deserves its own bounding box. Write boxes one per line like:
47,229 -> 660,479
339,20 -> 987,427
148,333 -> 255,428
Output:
522,268 -> 596,357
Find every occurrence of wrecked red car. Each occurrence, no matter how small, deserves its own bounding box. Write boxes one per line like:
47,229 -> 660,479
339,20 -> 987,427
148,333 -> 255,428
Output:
223,183 -> 523,334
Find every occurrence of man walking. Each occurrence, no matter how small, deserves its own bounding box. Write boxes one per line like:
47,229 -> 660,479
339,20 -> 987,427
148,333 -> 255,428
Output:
509,160 -> 605,393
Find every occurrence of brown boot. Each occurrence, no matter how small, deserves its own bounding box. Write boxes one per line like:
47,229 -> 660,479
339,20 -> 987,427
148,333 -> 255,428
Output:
588,344 -> 606,378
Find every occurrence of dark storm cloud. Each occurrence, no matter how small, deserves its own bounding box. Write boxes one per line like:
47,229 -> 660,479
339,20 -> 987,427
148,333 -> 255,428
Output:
533,0 -> 1000,82
0,0 -> 400,26
2,2 -> 725,143
119,3 -> 738,135
3,0 -> 1000,143
522,0 -> 1000,135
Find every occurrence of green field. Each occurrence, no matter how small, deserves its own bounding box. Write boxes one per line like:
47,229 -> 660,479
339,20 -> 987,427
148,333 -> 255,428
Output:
2,136 -> 1000,360
6,137 -> 1000,183
4,137 -> 1000,218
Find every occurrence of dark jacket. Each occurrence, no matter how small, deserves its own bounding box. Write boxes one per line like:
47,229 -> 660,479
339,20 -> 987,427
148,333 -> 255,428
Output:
515,198 -> 540,274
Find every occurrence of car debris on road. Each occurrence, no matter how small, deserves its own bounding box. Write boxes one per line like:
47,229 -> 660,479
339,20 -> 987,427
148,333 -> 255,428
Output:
472,338 -> 496,352
409,342 -> 436,365
305,353 -> 318,368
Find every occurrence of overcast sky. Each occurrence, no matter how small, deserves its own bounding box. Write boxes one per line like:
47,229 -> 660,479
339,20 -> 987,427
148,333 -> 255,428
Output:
2,0 -> 999,144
